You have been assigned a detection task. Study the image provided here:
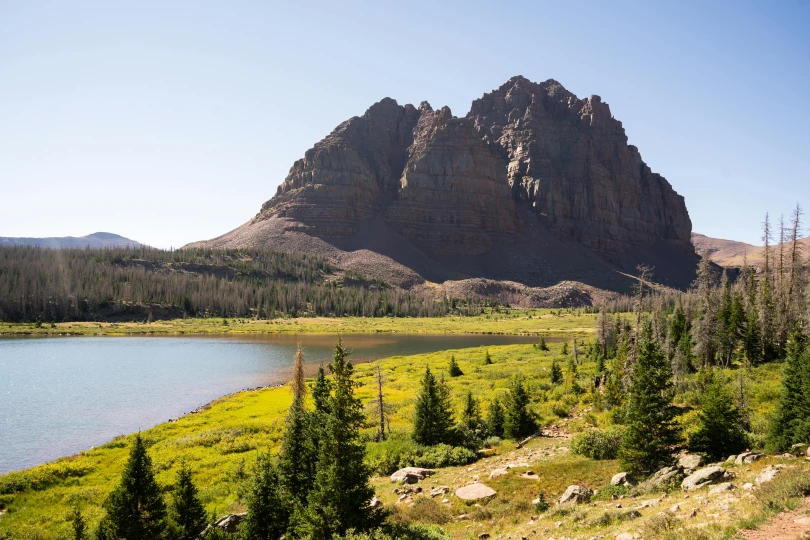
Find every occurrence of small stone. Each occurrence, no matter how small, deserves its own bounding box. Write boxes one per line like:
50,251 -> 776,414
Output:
669,504 -> 680,512
742,483 -> 754,491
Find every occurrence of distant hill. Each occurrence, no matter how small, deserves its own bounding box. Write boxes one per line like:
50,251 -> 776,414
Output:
0,232 -> 141,249
692,232 -> 809,267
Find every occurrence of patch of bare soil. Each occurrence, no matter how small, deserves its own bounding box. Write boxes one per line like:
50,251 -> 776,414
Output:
741,497 -> 810,540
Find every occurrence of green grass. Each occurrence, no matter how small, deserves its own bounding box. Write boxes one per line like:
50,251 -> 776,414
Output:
0,308 -> 598,337
0,326 -> 796,539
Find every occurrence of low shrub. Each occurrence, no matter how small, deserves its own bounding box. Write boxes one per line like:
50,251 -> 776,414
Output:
591,483 -> 628,501
365,434 -> 477,475
754,468 -> 810,513
335,524 -> 451,540
570,427 -> 624,460
0,461 -> 94,494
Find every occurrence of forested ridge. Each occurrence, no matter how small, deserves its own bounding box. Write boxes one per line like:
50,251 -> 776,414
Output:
0,246 -> 489,322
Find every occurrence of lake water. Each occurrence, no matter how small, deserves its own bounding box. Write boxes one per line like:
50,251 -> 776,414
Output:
0,333 -> 541,474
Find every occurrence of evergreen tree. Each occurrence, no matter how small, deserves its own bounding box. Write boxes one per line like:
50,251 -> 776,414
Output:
459,391 -> 488,447
300,340 -> 382,538
448,355 -> 463,377
768,328 -> 810,452
688,373 -> 748,461
694,256 -> 718,367
239,453 -> 290,540
537,336 -> 549,351
619,323 -> 680,476
487,398 -> 505,439
170,464 -> 207,540
484,350 -> 493,365
550,359 -> 563,385
503,377 -> 536,439
412,367 -> 455,446
68,505 -> 87,540
96,434 -> 169,540
311,364 -> 331,414
278,345 -> 317,508
561,342 -> 569,356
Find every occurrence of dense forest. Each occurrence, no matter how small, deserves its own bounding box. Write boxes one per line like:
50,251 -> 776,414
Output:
0,246 -> 493,322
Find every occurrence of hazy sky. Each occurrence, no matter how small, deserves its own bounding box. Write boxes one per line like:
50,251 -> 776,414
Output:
1,1 -> 808,249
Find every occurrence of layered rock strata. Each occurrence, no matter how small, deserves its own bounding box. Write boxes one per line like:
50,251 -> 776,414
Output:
257,76 -> 691,259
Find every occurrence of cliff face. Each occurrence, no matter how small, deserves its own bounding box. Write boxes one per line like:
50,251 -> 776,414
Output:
258,76 -> 692,260
467,76 -> 692,254
202,76 -> 697,291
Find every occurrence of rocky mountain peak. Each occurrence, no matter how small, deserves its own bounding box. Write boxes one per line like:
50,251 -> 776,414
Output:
204,77 -> 696,291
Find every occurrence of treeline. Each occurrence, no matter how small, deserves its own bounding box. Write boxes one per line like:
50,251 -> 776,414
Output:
590,207 -> 808,458
0,246 -> 494,322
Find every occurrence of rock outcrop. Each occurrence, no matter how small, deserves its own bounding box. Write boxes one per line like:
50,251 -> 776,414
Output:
193,76 -> 698,293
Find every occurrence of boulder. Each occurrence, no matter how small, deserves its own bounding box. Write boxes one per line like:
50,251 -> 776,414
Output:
682,466 -> 730,491
429,486 -> 449,498
611,472 -> 634,486
390,467 -> 436,483
558,485 -> 593,504
201,513 -> 246,536
520,471 -> 541,481
755,465 -> 784,485
455,483 -> 497,501
369,497 -> 383,508
640,466 -> 685,491
735,452 -> 763,465
489,468 -> 509,479
678,454 -> 704,472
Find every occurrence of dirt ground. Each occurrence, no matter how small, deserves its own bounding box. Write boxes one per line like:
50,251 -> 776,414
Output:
741,497 -> 810,540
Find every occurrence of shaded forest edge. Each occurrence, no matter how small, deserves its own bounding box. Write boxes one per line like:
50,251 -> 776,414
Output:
0,246 -> 499,323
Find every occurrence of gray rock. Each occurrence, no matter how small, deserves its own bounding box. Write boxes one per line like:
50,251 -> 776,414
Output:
682,466 -> 730,491
611,472 -> 634,486
755,465 -> 783,485
390,467 -> 436,483
640,465 -> 685,491
201,513 -> 247,536
455,483 -> 497,500
558,485 -> 593,504
678,454 -> 704,471
735,452 -> 763,465
369,497 -> 383,508
708,482 -> 735,496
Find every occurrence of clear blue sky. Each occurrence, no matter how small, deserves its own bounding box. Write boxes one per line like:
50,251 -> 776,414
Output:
1,0 -> 808,249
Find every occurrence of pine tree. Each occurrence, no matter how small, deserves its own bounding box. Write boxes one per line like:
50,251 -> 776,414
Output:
487,398 -> 505,439
68,505 -> 87,540
412,367 -> 456,446
688,373 -> 748,461
694,256 -> 718,368
300,339 -> 382,538
484,350 -> 493,365
170,464 -> 207,540
619,322 -> 680,476
550,359 -> 563,385
278,345 -> 318,512
239,453 -> 290,540
311,364 -> 331,414
449,355 -> 463,377
767,328 -> 810,452
537,336 -> 549,351
97,434 -> 169,540
503,376 -> 536,439
459,391 -> 488,447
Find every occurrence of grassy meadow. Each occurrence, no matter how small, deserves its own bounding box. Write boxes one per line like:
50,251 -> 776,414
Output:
0,308 -> 597,337
0,335 -> 800,539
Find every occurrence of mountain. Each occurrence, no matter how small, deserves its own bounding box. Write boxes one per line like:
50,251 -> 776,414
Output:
190,76 -> 698,294
0,232 -> 141,249
692,232 -> 810,267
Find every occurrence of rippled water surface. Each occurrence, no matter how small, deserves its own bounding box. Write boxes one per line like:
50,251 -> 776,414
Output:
0,333 -> 541,474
